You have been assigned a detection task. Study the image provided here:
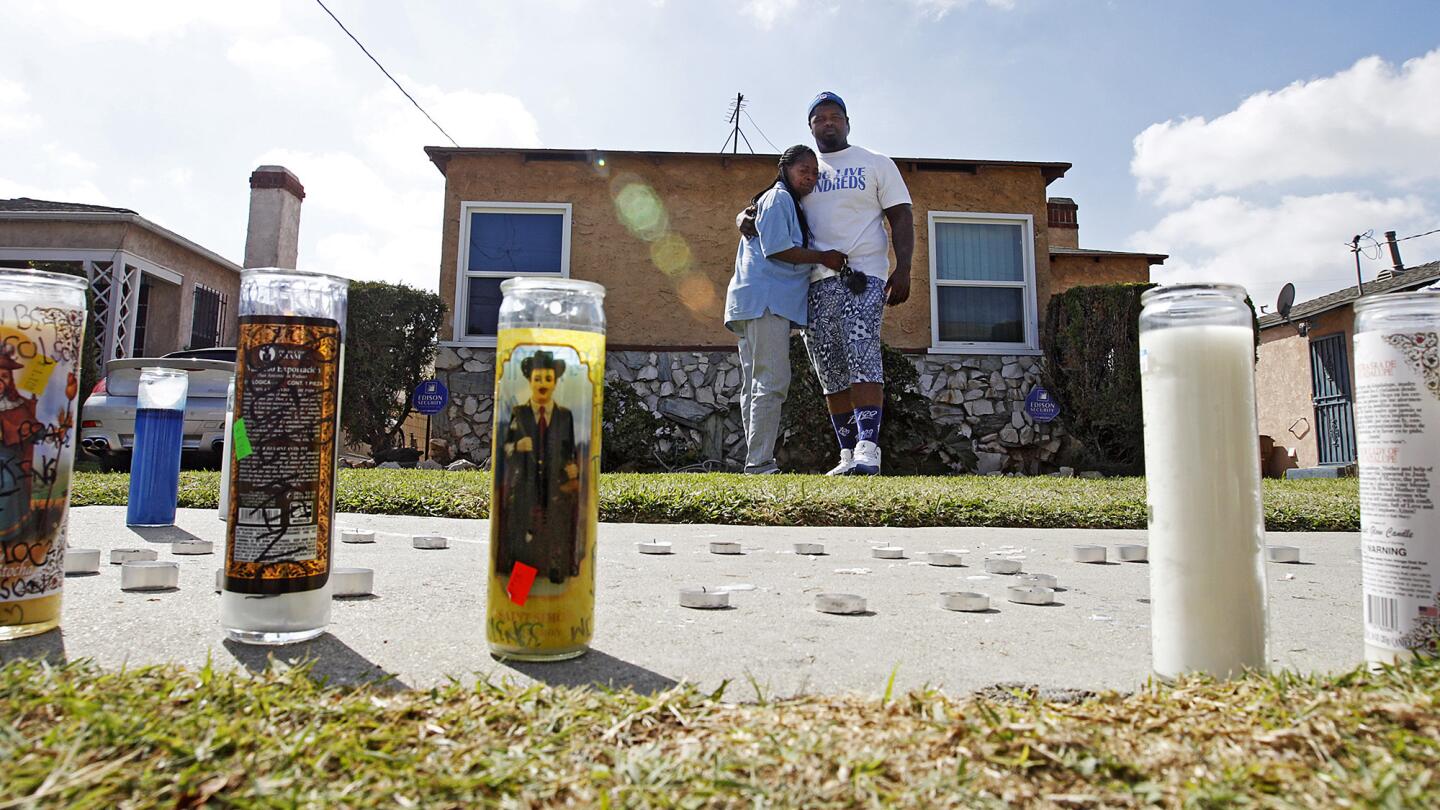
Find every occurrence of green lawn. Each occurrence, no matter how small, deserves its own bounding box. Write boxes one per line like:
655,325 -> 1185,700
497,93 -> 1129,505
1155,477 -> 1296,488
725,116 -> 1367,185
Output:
1,657 -> 1435,807
70,470 -> 1359,531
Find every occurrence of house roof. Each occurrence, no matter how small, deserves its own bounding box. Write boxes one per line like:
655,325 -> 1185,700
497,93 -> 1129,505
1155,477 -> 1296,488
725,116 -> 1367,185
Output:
0,197 -> 241,273
1257,260 -> 1440,330
1050,246 -> 1167,265
0,197 -> 137,215
424,146 -> 1072,185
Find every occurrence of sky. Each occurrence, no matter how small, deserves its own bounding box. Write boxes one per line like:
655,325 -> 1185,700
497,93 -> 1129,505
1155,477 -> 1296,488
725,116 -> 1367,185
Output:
2,0 -> 1438,311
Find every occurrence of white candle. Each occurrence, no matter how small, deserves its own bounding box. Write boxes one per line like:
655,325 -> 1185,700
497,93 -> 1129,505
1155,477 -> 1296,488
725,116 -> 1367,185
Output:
1141,290 -> 1268,681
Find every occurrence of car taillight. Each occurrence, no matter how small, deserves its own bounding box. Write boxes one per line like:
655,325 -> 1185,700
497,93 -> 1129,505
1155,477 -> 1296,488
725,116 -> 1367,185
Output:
82,420 -> 101,428
90,378 -> 107,395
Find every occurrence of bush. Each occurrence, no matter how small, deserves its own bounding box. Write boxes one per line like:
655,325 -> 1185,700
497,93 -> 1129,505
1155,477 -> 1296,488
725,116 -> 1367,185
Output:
1042,284 -> 1153,475
341,282 -> 446,458
775,335 -> 966,474
68,470 -> 1361,531
601,380 -> 700,472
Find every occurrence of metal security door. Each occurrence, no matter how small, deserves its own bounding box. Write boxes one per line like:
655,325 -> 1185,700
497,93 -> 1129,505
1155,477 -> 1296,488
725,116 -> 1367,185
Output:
1310,333 -> 1356,465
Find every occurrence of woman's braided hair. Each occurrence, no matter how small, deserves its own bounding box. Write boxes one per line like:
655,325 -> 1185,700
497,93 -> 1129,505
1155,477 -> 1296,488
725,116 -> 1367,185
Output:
749,144 -> 815,248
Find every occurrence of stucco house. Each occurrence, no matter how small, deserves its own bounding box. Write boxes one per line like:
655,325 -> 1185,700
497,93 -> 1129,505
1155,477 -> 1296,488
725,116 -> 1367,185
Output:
0,198 -> 242,361
423,146 -> 1165,473
0,165 -> 307,366
1256,259 -> 1440,474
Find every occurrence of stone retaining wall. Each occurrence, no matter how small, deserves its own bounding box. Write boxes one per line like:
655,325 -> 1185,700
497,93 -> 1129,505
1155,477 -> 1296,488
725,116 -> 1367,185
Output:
430,345 -> 1067,474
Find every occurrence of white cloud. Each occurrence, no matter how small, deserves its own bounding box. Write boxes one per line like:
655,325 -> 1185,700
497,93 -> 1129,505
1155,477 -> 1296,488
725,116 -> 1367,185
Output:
741,0 -> 1014,28
227,35 -> 335,73
910,0 -> 1017,19
1132,50 -> 1440,204
740,0 -> 801,29
0,80 -> 41,136
1128,192 -> 1433,308
253,79 -> 542,288
359,80 -> 543,178
24,0 -> 286,41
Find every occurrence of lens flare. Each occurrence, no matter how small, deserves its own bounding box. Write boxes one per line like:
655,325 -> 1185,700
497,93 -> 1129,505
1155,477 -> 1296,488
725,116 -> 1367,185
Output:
613,182 -> 668,242
650,233 -> 693,278
676,273 -> 718,317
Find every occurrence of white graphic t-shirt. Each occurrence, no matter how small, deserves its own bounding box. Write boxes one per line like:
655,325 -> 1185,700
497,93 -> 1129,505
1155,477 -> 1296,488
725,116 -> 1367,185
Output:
802,144 -> 911,282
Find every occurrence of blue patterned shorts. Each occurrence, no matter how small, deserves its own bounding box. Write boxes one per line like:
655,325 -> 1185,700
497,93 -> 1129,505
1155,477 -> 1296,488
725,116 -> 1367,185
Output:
802,274 -> 886,395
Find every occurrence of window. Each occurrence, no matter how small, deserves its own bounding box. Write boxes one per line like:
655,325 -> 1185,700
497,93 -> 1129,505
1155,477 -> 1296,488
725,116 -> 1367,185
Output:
928,212 -> 1038,353
455,202 -> 571,342
190,284 -> 227,349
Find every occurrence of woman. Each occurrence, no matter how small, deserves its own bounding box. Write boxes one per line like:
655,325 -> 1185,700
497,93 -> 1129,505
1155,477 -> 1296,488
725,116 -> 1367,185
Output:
723,145 -> 846,474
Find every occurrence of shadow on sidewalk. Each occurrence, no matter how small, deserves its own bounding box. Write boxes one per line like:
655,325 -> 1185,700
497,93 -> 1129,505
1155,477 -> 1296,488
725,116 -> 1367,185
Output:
499,648 -> 679,695
129,525 -> 205,545
0,627 -> 67,666
224,634 -> 409,692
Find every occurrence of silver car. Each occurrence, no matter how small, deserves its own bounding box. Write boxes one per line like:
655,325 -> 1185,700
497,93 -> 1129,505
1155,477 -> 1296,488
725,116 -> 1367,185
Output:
80,349 -> 235,471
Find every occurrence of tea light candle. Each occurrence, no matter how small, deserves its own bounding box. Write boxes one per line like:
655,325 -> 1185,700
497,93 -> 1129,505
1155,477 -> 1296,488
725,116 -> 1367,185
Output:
941,591 -> 989,612
815,593 -> 867,614
412,534 -> 449,550
121,561 -> 179,591
341,529 -> 376,544
1140,284 -> 1268,680
111,548 -> 158,565
332,567 -> 375,597
64,548 -> 101,574
1071,545 -> 1107,563
171,539 -> 214,555
1018,573 -> 1058,590
928,551 -> 965,567
1007,585 -> 1055,606
679,587 -> 730,609
793,542 -> 826,555
984,558 -> 1021,575
637,540 -> 673,555
1265,545 -> 1300,564
871,546 -> 904,559
709,541 -> 742,555
1115,544 -> 1148,562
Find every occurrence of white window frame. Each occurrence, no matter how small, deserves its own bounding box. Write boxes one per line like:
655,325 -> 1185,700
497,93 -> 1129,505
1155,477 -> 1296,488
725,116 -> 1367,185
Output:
449,201 -> 572,347
927,211 -> 1040,355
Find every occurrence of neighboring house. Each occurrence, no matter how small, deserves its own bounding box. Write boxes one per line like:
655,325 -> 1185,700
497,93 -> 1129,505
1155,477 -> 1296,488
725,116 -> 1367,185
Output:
0,165 -> 306,368
0,198 -> 241,361
423,147 -> 1166,473
1256,259 -> 1440,474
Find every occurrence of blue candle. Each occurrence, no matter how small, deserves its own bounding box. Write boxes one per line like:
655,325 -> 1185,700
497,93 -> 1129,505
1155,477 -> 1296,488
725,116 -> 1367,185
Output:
126,367 -> 188,527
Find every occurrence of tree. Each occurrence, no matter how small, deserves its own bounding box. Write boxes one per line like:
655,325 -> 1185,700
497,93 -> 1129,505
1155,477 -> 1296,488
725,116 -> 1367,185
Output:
341,281 -> 446,457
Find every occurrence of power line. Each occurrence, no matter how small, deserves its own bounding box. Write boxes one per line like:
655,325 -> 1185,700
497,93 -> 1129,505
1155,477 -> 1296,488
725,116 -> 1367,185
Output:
313,0 -> 459,148
1393,226 -> 1440,243
742,110 -> 781,153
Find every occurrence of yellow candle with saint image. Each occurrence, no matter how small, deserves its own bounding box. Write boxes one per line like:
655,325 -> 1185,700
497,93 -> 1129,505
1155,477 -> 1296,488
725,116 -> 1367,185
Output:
486,280 -> 605,661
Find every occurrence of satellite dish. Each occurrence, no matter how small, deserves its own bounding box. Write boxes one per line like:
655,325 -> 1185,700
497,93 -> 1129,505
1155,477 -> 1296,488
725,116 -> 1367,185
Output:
1277,283 -> 1296,320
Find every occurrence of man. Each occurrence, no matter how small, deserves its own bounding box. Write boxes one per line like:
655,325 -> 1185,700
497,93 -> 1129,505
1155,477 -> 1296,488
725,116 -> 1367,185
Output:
496,350 -> 581,584
742,91 -> 914,475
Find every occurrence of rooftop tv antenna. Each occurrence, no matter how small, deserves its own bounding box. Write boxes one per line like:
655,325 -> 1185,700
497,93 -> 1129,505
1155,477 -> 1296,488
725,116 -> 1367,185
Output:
720,92 -> 755,154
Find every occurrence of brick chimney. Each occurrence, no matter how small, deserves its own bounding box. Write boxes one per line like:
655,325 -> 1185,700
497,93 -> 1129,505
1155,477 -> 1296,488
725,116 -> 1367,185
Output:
243,165 -> 305,269
1047,197 -> 1079,249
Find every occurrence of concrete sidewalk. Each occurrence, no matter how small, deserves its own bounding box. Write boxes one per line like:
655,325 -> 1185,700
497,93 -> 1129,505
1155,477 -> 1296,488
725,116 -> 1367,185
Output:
1,507 -> 1363,698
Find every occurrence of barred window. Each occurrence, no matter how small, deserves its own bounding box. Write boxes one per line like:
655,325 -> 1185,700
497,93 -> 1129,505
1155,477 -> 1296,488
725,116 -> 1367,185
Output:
190,284 -> 228,349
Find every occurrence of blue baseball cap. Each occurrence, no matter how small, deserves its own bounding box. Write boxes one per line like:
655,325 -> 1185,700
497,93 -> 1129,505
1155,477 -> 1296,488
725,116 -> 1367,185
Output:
807,91 -> 846,120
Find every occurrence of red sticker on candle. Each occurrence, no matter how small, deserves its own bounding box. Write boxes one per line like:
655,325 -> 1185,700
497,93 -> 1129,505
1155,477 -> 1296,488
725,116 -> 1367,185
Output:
507,562 -> 537,606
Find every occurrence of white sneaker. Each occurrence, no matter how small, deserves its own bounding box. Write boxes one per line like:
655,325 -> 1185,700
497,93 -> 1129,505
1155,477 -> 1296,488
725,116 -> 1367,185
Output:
851,441 -> 881,475
825,448 -> 855,476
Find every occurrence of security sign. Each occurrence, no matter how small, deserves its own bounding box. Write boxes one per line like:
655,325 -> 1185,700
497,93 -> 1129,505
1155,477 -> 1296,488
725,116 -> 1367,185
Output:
412,379 -> 449,415
1024,385 -> 1060,423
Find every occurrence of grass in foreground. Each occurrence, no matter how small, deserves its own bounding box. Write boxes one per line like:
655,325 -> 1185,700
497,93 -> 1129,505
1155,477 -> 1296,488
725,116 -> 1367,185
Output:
70,470 -> 1359,531
0,657 -> 1436,807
